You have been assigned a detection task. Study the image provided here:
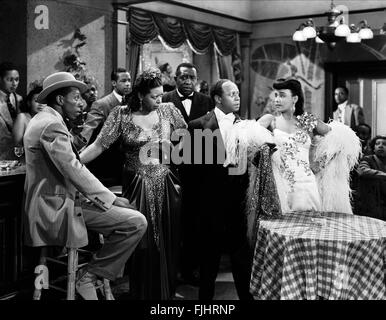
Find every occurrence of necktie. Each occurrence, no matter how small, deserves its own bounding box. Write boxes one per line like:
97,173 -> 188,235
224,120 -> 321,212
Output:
6,93 -> 17,120
181,96 -> 192,101
350,106 -> 356,129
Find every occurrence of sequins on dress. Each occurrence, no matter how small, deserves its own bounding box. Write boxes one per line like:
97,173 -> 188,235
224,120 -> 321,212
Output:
272,125 -> 322,212
96,102 -> 187,299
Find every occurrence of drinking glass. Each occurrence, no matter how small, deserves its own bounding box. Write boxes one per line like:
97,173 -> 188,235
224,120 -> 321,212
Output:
14,146 -> 24,163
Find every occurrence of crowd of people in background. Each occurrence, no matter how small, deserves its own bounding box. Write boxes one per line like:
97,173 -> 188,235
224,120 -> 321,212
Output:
0,58 -> 385,301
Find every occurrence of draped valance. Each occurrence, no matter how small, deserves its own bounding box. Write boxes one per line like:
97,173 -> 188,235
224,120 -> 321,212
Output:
128,8 -> 237,56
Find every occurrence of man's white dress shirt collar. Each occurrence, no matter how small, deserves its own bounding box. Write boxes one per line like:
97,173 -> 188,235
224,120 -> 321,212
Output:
113,90 -> 123,103
177,89 -> 194,116
214,107 -> 235,144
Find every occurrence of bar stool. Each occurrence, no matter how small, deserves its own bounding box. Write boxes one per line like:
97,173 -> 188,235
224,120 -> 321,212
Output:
32,186 -> 123,300
33,243 -> 114,300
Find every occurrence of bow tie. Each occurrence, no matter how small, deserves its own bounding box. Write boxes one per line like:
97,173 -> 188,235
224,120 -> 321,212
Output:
180,95 -> 193,101
220,113 -> 236,123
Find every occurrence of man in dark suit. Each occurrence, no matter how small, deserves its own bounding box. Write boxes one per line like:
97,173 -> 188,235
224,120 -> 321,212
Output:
162,62 -> 213,123
162,62 -> 213,285
74,68 -> 131,186
189,79 -> 253,300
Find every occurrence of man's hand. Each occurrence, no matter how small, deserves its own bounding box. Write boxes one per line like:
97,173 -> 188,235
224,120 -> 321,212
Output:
113,196 -> 137,210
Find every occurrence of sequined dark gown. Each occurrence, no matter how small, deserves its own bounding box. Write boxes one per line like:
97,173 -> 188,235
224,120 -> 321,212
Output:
97,103 -> 187,299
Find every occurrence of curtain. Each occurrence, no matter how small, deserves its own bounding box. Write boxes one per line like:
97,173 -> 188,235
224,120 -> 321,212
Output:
215,34 -> 243,88
126,42 -> 140,83
127,8 -> 237,56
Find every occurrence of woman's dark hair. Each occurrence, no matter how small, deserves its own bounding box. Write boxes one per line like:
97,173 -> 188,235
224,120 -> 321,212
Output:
20,86 -> 43,114
355,123 -> 371,135
369,135 -> 386,152
125,67 -> 163,112
272,77 -> 304,116
159,63 -> 170,73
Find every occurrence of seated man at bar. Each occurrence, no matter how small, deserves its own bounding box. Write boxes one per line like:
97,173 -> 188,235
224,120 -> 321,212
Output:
23,72 -> 147,300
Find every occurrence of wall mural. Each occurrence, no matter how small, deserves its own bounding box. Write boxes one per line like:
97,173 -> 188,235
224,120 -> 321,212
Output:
249,35 -> 386,120
55,28 -> 88,80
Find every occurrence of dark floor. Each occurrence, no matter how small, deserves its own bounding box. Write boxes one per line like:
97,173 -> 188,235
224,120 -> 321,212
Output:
6,255 -> 238,301
113,255 -> 238,300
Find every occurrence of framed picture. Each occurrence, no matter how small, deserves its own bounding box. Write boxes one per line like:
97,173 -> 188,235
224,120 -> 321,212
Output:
139,38 -> 193,76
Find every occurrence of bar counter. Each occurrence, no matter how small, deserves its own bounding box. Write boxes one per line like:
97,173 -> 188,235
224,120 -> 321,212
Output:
0,165 -> 27,298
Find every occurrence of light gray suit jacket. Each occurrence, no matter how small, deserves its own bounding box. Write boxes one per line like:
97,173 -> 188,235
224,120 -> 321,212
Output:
23,107 -> 116,248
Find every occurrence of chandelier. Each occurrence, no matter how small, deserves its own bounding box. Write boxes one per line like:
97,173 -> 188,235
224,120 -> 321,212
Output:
292,0 -> 374,47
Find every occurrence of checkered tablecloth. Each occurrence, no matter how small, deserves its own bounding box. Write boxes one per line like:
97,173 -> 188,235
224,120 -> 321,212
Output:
250,211 -> 386,300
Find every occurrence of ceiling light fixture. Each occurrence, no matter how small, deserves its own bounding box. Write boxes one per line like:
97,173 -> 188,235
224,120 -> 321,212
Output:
292,0 -> 374,48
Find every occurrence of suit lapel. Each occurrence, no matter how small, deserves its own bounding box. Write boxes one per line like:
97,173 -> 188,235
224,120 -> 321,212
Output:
205,110 -> 219,131
172,90 -> 189,123
0,101 -> 13,132
46,107 -> 81,161
204,111 -> 226,160
189,93 -> 199,121
109,92 -> 120,109
344,103 -> 351,126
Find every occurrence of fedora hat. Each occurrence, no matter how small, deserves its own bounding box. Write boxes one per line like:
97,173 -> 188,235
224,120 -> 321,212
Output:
37,72 -> 88,103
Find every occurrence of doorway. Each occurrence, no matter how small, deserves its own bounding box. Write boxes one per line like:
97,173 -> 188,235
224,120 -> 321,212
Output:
324,61 -> 386,136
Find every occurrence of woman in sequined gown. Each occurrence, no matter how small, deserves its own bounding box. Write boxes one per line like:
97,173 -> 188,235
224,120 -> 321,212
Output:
80,68 -> 187,299
257,78 -> 331,213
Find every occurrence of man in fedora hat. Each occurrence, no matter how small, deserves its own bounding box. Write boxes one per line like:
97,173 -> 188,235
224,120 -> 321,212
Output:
23,72 -> 147,300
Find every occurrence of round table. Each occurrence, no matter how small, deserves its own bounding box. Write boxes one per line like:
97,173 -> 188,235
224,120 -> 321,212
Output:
250,211 -> 386,300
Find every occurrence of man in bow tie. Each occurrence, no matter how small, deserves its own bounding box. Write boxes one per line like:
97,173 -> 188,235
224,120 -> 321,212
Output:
188,79 -> 253,300
162,63 -> 213,286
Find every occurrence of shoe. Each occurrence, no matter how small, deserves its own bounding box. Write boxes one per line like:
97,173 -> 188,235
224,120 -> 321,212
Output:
76,269 -> 98,300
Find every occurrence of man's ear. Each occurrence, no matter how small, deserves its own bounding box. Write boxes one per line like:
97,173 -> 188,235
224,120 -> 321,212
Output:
56,95 -> 64,106
214,95 -> 221,105
111,80 -> 117,89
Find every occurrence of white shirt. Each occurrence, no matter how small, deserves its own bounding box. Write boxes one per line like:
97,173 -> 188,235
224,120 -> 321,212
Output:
214,107 -> 235,144
337,100 -> 348,123
177,89 -> 193,116
113,90 -> 123,103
